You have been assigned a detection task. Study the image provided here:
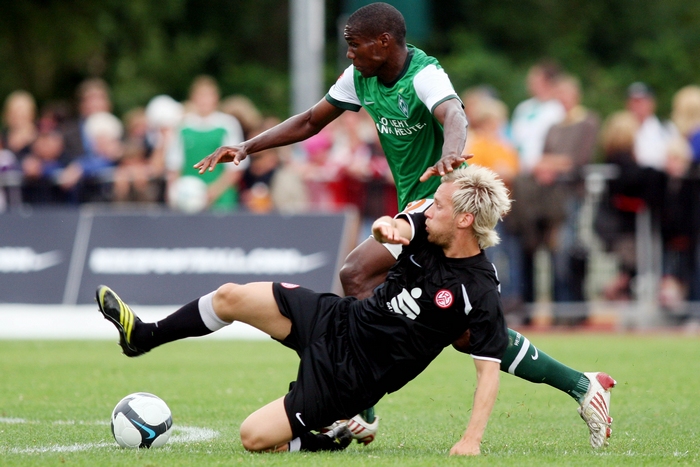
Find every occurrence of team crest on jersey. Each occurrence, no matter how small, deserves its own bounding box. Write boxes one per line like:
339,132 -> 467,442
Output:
398,94 -> 409,117
281,282 -> 300,289
434,289 -> 453,308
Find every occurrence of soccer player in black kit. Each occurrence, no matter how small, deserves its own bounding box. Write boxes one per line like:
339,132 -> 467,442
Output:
97,164 -> 511,456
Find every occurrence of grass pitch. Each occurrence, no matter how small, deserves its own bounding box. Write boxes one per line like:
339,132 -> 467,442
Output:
1,333 -> 698,466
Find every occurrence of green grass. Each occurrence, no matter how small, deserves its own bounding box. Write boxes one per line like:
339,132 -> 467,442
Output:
1,333 -> 698,466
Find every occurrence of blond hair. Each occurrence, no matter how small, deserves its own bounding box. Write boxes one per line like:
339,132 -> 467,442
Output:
442,164 -> 512,249
671,85 -> 700,137
2,90 -> 36,126
600,111 -> 639,155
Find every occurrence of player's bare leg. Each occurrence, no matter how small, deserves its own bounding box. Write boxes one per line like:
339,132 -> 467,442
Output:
212,282 -> 291,340
240,397 -> 294,452
97,282 -> 292,354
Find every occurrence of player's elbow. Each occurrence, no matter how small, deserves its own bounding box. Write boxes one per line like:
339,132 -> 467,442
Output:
339,260 -> 364,296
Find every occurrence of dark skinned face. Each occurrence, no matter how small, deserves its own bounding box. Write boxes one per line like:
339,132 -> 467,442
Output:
343,24 -> 387,78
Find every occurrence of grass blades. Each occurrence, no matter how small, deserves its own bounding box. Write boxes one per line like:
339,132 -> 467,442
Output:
1,334 -> 699,466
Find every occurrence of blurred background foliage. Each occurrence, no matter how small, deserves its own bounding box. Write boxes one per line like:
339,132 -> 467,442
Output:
0,0 -> 698,120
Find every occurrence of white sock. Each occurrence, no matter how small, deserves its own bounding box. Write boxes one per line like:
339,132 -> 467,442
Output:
288,437 -> 301,452
198,291 -> 229,331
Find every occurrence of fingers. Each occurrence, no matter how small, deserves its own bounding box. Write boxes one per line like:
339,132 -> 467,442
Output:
419,155 -> 469,182
374,225 -> 409,245
193,147 -> 237,174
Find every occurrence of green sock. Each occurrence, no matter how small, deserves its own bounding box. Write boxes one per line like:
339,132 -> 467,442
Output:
500,329 -> 589,403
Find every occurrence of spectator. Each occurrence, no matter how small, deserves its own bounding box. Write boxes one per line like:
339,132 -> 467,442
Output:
463,94 -> 519,183
594,111 -> 664,300
1,90 -> 38,161
510,60 -> 566,173
59,111 -> 124,202
626,82 -> 674,170
299,126 -> 343,211
238,118 -> 309,214
658,136 -> 700,313
166,76 -> 245,211
0,139 -> 19,212
20,129 -> 67,204
670,85 -> 700,168
541,74 -> 601,305
61,78 -> 113,166
144,94 -> 185,203
112,107 -> 164,203
220,94 -> 264,140
461,92 -> 522,312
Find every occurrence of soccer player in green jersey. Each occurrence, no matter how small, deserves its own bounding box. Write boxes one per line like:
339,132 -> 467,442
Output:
196,2 -> 615,449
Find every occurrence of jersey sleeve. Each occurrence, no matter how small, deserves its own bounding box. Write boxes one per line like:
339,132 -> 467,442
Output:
326,65 -> 362,112
412,64 -> 461,114
396,209 -> 428,247
462,289 -> 508,362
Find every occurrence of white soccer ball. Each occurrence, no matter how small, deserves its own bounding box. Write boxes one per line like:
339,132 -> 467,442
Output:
111,392 -> 173,449
168,176 -> 208,213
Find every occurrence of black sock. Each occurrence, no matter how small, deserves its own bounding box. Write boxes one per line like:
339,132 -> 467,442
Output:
133,299 -> 212,351
293,430 -> 351,452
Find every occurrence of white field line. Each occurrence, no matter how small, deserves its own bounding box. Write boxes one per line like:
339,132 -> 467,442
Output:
0,305 -> 267,340
0,418 -> 219,454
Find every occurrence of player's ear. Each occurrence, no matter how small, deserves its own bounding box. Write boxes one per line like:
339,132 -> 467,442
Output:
457,212 -> 474,229
378,32 -> 391,47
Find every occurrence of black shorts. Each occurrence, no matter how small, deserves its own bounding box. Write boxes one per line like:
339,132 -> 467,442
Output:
272,283 -> 374,437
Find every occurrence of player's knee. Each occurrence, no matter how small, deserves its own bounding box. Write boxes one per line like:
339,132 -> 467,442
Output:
239,420 -> 271,452
213,282 -> 243,321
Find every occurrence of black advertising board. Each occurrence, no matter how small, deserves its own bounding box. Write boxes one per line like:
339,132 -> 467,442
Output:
0,209 -> 80,304
1,207 -> 357,305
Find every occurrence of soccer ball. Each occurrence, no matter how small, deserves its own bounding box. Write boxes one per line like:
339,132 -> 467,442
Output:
110,392 -> 173,448
168,176 -> 208,213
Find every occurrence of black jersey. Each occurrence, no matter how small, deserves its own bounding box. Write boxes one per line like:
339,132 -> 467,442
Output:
276,209 -> 509,434
346,209 -> 508,395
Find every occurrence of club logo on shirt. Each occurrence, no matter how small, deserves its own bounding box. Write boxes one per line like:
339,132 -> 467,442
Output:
434,289 -> 453,308
281,282 -> 300,289
398,94 -> 409,117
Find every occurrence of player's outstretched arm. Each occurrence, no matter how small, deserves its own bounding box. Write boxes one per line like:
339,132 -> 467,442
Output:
195,99 -> 345,174
371,215 -> 411,245
419,98 -> 469,182
450,358 -> 500,456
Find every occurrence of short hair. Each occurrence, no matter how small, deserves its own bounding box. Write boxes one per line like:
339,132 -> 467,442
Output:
3,90 -> 36,125
532,58 -> 562,83
672,85 -> 700,137
600,110 -> 638,156
442,165 -> 512,249
347,2 -> 406,45
76,78 -> 110,100
84,111 -> 123,141
189,75 -> 219,97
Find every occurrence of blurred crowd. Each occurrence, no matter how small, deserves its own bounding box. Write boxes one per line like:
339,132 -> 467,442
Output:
2,63 -> 700,318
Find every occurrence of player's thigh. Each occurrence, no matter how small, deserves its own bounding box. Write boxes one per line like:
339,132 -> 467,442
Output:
213,282 -> 291,340
239,396 -> 293,452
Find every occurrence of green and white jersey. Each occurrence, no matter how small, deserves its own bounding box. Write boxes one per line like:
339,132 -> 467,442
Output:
326,45 -> 461,210
166,111 -> 245,210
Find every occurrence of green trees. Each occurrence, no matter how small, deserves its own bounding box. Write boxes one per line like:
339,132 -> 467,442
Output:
0,0 -> 698,119
431,0 -> 700,117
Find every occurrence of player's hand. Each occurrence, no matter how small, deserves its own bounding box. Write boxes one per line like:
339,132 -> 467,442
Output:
419,153 -> 473,182
449,438 -> 481,456
372,222 -> 410,246
194,145 -> 248,174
